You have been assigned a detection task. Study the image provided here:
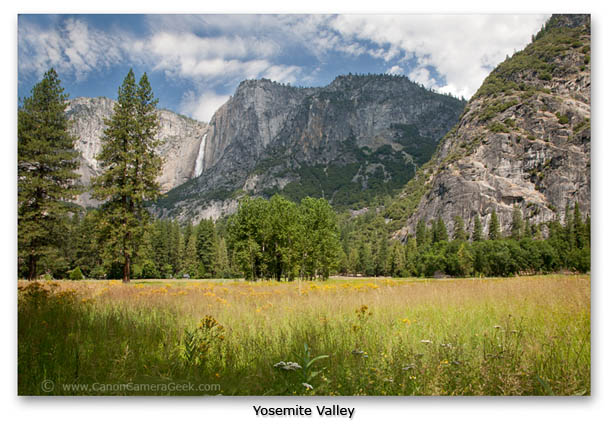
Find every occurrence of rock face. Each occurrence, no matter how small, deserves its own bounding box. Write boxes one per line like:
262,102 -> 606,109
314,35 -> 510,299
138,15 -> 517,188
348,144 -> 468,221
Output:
66,97 -> 208,207
393,14 -> 591,239
157,75 -> 465,222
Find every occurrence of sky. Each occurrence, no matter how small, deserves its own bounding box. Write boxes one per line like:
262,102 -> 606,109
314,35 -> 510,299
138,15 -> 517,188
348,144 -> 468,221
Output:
18,14 -> 550,123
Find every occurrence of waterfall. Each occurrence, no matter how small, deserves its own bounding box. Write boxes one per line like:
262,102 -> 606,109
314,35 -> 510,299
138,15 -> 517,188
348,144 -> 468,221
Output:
194,133 -> 207,177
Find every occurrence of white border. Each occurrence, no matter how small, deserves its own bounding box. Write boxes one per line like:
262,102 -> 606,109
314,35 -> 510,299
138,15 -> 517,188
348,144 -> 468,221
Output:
3,1 -> 610,433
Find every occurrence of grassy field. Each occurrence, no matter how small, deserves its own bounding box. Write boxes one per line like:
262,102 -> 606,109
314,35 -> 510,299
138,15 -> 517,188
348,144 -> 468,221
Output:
18,275 -> 590,396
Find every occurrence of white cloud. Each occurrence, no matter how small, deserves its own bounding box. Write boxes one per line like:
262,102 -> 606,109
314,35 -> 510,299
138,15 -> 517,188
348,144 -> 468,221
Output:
408,67 -> 437,89
146,32 -> 299,83
180,90 -> 231,123
19,14 -> 551,104
327,14 -> 550,99
19,17 -> 129,81
386,65 -> 405,75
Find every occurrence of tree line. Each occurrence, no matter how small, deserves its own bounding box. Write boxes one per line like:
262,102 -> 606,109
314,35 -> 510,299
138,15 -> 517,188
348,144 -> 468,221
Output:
336,204 -> 590,278
17,69 -> 590,281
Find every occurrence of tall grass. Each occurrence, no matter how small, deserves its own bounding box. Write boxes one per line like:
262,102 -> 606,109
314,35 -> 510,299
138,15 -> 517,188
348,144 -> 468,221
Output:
18,275 -> 590,396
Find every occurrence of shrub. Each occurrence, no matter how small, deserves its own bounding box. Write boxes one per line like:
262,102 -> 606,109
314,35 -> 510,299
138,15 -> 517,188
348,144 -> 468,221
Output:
68,267 -> 84,280
555,112 -> 569,125
488,122 -> 510,133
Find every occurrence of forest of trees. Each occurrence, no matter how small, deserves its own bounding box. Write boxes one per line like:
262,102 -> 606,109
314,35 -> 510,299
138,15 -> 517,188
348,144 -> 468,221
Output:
17,69 -> 591,281
21,197 -> 590,281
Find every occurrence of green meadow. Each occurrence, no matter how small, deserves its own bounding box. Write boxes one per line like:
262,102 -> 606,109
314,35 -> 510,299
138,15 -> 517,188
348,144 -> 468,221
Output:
18,275 -> 590,396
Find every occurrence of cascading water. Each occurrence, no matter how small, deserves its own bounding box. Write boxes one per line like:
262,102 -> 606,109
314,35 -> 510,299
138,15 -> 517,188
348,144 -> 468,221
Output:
194,133 -> 207,177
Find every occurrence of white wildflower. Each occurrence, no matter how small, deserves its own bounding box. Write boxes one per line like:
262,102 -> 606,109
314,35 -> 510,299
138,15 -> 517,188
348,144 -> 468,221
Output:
273,361 -> 302,371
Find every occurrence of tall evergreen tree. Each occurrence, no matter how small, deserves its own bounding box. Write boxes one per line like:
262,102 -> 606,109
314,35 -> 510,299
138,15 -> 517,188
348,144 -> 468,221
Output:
452,215 -> 467,241
564,201 -> 575,247
196,219 -> 216,278
433,216 -> 448,243
388,240 -> 405,277
404,237 -> 418,276
472,214 -> 483,242
375,234 -> 389,276
488,210 -> 501,240
415,219 -> 427,248
18,69 -> 81,279
214,237 -> 231,278
92,69 -> 163,282
573,202 -> 586,249
511,206 -> 524,240
358,242 -> 374,277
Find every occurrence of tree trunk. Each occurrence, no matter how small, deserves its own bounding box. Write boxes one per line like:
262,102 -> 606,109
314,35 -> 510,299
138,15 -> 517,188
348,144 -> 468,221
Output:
123,253 -> 130,283
27,254 -> 37,281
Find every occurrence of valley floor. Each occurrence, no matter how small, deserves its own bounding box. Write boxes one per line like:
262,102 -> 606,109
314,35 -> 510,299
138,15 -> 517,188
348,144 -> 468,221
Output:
18,275 -> 590,396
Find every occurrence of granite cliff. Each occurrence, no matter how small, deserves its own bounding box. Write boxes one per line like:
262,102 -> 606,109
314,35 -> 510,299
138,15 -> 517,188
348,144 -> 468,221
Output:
66,97 -> 208,207
157,74 -> 465,221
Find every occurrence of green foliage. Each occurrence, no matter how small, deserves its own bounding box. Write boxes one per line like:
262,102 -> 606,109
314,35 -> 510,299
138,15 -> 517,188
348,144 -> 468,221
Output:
488,210 -> 501,240
196,219 -> 216,278
18,69 -> 81,280
555,112 -> 570,125
433,217 -> 448,244
511,207 -> 524,240
474,17 -> 588,100
391,123 -> 438,166
452,216 -> 468,242
479,99 -> 519,122
228,195 -> 340,280
68,267 -> 84,281
472,215 -> 484,242
488,122 -> 511,133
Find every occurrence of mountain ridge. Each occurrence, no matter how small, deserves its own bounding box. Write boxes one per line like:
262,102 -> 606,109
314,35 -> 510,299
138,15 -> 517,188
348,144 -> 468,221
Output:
156,73 -> 465,222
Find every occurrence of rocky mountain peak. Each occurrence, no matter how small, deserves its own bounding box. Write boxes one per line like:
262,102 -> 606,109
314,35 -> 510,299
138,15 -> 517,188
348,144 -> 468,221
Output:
156,74 -> 466,222
390,14 -> 590,240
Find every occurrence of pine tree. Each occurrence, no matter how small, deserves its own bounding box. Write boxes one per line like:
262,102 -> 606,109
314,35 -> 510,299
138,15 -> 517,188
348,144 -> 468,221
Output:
415,219 -> 427,248
564,201 -> 575,247
388,240 -> 405,277
573,202 -> 586,249
472,215 -> 483,242
433,216 -> 448,243
18,69 -> 81,279
523,216 -> 533,239
183,231 -> 199,278
511,206 -> 524,240
404,237 -> 417,276
488,210 -> 501,240
375,234 -> 389,276
92,69 -> 163,282
358,242 -> 374,276
196,219 -> 216,278
214,237 -> 231,278
452,215 -> 467,241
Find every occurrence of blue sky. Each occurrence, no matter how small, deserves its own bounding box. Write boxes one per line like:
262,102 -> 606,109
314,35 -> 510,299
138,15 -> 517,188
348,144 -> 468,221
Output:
18,14 -> 550,122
